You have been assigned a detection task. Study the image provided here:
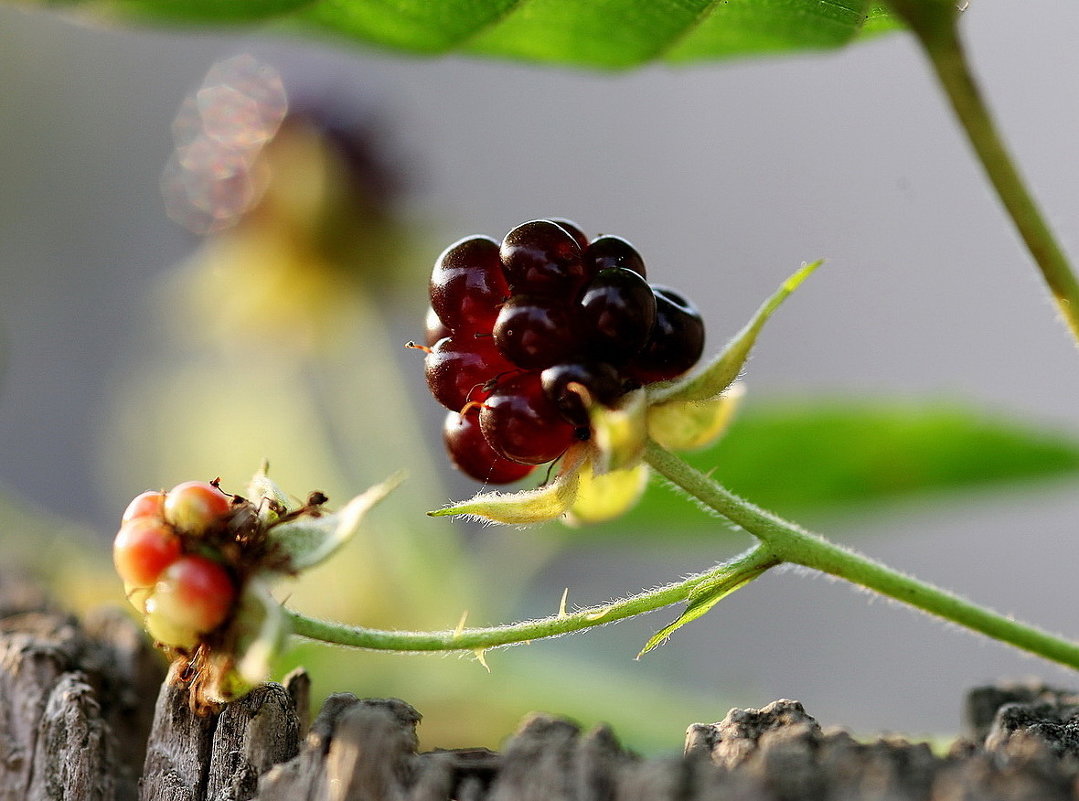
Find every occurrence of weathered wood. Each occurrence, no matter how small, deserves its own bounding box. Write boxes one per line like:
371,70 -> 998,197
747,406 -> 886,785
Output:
139,668 -> 303,801
83,606 -> 167,776
137,671 -> 1079,801
10,577 -> 1079,800
256,695 -> 419,801
0,574 -> 164,801
30,672 -> 115,801
248,691 -> 1079,801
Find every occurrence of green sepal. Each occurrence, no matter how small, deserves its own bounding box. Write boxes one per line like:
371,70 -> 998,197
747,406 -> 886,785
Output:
234,576 -> 291,686
649,261 -> 822,406
647,383 -> 744,452
566,461 -> 650,526
590,388 -> 648,473
246,462 -> 293,527
270,472 -> 403,571
201,577 -> 290,703
428,445 -> 589,525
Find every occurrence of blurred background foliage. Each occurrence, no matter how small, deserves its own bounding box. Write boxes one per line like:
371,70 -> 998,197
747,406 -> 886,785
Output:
3,0 -> 1079,754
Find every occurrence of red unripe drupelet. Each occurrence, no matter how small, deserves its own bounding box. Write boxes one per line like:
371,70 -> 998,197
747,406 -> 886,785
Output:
113,518 -> 182,589
121,490 -> 167,524
163,480 -> 232,534
145,554 -> 236,648
424,305 -> 451,347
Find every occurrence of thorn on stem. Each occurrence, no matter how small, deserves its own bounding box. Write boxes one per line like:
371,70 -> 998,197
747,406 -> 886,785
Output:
473,649 -> 491,672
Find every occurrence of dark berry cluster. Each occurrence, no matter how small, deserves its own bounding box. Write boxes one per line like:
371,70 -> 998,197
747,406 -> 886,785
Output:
424,219 -> 705,484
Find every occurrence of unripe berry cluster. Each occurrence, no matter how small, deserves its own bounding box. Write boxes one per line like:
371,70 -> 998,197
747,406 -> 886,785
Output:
424,219 -> 705,483
113,481 -> 238,650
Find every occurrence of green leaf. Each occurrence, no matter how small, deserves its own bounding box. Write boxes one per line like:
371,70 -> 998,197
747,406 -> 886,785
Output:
601,399 -> 1079,535
66,0 -> 902,68
429,444 -> 588,525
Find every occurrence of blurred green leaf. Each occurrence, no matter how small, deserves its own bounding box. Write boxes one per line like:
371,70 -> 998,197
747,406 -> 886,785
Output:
64,0 -> 902,68
593,399 -> 1079,535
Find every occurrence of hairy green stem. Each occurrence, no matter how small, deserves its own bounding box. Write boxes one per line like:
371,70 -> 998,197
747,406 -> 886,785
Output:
891,0 -> 1079,346
286,543 -> 779,652
644,439 -> 1079,670
289,434 -> 1079,668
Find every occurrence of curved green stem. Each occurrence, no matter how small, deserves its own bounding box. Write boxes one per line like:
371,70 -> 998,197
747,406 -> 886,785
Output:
890,0 -> 1079,346
288,436 -> 1079,669
286,543 -> 779,652
644,439 -> 1079,670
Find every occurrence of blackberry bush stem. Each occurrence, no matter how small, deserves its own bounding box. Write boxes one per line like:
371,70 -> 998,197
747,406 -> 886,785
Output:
287,442 -> 1079,670
892,0 -> 1079,348
285,543 -> 780,653
643,439 -> 1079,671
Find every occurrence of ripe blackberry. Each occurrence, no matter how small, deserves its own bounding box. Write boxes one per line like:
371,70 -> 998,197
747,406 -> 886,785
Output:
579,267 -> 657,362
443,409 -> 535,484
626,286 -> 705,383
480,372 -> 578,465
493,295 -> 581,369
421,219 -> 706,483
430,236 -> 509,333
586,235 -> 647,279
500,220 -> 588,296
540,361 -> 623,428
425,335 -> 514,411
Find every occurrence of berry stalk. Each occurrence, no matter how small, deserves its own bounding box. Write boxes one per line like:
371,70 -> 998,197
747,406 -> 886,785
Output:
642,439 -> 1079,671
284,543 -> 779,653
289,440 -> 1079,669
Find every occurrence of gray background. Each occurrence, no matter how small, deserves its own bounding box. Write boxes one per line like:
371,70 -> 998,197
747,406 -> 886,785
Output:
2,0 -> 1078,741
